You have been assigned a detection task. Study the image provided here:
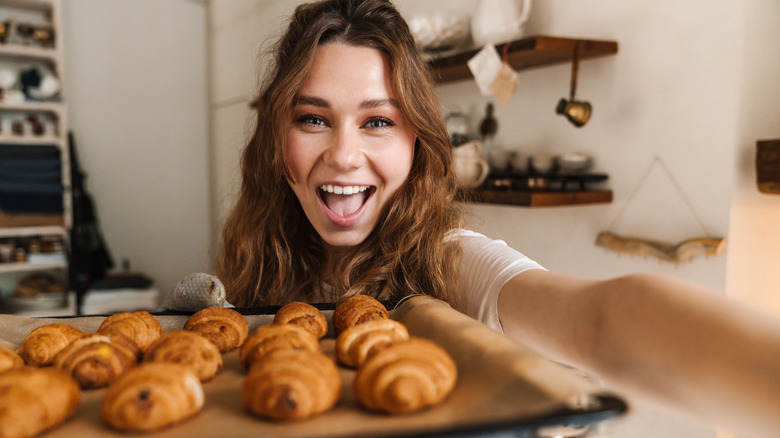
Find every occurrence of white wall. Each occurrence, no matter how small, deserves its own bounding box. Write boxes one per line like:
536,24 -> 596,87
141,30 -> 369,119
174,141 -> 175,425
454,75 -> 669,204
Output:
407,0 -> 739,296
62,0 -> 211,298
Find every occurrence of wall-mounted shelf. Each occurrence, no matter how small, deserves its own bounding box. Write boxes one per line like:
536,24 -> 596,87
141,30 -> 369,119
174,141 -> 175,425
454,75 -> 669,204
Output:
429,35 -> 618,84
461,189 -> 613,207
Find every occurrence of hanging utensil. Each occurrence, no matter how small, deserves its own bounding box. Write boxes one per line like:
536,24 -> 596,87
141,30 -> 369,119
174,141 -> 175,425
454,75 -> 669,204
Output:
555,43 -> 592,127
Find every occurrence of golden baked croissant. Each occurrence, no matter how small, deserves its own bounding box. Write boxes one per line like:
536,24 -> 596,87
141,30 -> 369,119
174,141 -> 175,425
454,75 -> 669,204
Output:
143,330 -> 223,382
102,362 -> 204,432
98,310 -> 163,352
0,346 -> 24,373
336,318 -> 409,368
17,323 -> 84,366
54,333 -> 140,389
0,367 -> 81,438
242,349 -> 341,421
239,323 -> 321,370
184,306 -> 249,352
332,294 -> 389,335
273,301 -> 328,339
354,337 -> 457,414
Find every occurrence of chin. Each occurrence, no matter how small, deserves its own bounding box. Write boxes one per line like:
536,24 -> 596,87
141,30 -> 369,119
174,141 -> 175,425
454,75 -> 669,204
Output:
319,229 -> 372,249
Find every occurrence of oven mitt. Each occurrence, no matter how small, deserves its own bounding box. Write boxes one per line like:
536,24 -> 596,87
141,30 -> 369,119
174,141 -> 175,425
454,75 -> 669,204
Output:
162,273 -> 226,311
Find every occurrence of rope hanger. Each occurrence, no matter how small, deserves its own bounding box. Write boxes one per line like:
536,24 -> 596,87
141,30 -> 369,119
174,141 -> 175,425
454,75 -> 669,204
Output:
596,156 -> 726,263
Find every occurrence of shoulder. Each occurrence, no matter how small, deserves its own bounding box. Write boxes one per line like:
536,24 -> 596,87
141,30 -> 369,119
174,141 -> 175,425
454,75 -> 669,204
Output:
448,228 -> 546,283
446,228 -> 519,256
445,228 -> 506,244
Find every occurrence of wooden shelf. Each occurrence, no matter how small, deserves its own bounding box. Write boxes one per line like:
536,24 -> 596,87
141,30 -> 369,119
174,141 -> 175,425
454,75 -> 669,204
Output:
460,189 -> 613,207
0,100 -> 64,114
0,44 -> 57,62
0,134 -> 62,145
429,35 -> 618,84
0,225 -> 66,238
0,0 -> 55,12
0,260 -> 66,274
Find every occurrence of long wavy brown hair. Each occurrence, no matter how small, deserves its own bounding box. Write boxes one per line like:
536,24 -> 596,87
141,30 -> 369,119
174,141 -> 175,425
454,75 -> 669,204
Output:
216,0 -> 462,307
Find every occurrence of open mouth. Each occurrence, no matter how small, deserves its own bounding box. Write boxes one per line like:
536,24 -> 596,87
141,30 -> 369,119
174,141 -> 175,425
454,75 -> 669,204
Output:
318,184 -> 374,217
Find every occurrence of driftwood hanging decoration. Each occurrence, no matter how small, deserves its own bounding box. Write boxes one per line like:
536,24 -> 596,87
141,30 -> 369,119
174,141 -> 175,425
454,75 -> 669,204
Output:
596,232 -> 726,263
597,157 -> 726,264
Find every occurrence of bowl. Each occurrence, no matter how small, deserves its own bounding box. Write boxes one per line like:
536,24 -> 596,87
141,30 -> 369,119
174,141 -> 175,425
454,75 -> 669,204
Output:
558,153 -> 592,173
529,154 -> 556,174
408,13 -> 470,51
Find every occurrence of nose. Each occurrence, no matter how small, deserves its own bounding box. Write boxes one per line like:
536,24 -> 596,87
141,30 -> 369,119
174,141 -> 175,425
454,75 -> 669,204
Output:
322,127 -> 366,171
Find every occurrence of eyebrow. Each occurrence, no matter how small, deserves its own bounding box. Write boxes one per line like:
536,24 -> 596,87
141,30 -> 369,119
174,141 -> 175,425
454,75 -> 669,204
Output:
296,95 -> 399,109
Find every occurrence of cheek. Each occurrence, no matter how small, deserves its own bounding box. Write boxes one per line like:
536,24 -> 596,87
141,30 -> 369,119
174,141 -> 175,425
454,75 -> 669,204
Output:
382,139 -> 415,186
284,135 -> 309,183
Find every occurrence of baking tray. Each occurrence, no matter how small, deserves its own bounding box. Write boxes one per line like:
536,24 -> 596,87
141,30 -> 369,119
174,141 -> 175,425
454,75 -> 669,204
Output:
0,296 -> 627,437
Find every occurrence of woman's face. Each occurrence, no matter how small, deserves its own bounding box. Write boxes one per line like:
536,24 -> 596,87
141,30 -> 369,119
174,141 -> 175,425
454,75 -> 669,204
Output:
285,43 -> 416,250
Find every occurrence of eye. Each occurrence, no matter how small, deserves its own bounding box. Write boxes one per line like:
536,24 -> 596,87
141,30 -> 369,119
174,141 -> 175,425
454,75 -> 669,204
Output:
364,117 -> 394,130
296,114 -> 329,128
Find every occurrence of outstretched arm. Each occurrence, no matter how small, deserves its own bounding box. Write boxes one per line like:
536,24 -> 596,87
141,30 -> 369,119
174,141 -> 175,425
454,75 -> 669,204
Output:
497,269 -> 780,436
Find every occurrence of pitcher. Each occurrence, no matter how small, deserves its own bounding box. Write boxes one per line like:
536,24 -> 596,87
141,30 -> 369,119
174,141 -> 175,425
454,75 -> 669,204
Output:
471,0 -> 532,47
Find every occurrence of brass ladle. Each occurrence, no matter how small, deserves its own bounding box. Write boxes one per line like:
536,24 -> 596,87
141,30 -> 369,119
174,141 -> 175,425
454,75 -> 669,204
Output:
555,43 -> 592,127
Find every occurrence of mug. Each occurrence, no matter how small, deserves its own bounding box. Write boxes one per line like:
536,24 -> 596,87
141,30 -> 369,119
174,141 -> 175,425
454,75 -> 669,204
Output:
452,141 -> 490,189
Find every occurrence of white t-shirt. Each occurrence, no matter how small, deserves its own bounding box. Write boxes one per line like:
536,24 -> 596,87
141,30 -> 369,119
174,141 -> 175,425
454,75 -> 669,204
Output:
447,229 -> 545,332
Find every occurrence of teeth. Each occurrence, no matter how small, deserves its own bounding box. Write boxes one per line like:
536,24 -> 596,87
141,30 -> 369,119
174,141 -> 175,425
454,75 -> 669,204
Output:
319,185 -> 370,195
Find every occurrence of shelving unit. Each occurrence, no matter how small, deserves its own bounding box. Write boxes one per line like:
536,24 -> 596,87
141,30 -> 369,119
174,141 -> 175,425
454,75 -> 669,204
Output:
0,0 -> 74,315
429,36 -> 618,207
461,188 -> 613,207
429,35 -> 618,84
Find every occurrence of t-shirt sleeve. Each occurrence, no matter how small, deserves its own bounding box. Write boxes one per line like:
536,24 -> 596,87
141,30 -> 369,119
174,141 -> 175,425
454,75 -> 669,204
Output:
449,229 -> 545,332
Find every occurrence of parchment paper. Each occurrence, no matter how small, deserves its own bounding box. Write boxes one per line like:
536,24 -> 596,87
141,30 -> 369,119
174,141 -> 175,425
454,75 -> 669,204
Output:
0,296 -> 621,437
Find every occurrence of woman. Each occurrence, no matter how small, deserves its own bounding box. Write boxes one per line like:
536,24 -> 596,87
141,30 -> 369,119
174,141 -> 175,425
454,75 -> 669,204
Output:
216,0 -> 780,435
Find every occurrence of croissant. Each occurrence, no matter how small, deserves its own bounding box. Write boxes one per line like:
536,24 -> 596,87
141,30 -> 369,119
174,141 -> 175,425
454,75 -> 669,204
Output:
0,367 -> 81,438
242,349 -> 341,421
336,318 -> 409,368
143,330 -> 223,382
98,310 -> 163,352
184,306 -> 249,352
354,337 -> 457,414
102,362 -> 204,432
239,323 -> 320,370
54,333 -> 140,389
17,323 -> 84,367
332,294 -> 389,335
273,301 -> 328,339
0,346 -> 24,373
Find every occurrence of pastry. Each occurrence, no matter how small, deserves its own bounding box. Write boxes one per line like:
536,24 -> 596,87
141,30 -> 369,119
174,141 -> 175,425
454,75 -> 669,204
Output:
0,367 -> 81,438
354,337 -> 457,414
239,323 -> 320,370
102,362 -> 204,432
54,333 -> 139,389
242,349 -> 341,421
98,310 -> 164,352
184,306 -> 249,352
17,323 -> 83,366
0,345 -> 24,373
335,318 -> 409,368
332,294 -> 389,335
144,330 -> 223,382
273,301 -> 328,339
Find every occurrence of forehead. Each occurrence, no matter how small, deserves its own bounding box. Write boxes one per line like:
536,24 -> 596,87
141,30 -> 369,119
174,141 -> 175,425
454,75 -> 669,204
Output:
298,43 -> 395,101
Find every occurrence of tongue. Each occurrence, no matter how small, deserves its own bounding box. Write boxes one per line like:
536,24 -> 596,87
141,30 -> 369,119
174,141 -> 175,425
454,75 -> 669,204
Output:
323,192 -> 365,217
